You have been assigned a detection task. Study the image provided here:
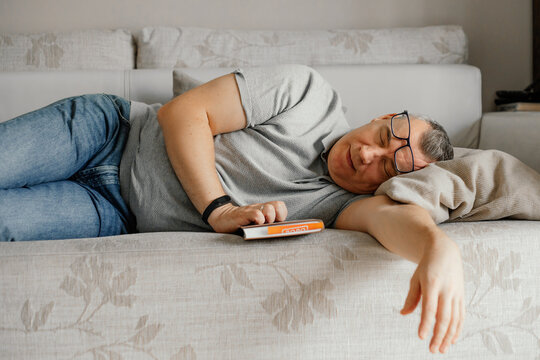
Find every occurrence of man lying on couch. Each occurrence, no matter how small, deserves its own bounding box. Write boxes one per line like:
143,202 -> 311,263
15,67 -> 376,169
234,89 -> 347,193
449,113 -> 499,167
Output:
0,64 -> 463,354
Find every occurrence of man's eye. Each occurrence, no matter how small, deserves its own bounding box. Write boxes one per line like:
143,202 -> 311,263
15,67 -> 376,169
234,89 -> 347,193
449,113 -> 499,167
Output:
379,131 -> 385,146
383,160 -> 392,179
380,127 -> 391,146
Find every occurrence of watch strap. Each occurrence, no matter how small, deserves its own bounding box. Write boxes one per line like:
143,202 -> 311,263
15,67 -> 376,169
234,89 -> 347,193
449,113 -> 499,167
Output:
202,195 -> 232,225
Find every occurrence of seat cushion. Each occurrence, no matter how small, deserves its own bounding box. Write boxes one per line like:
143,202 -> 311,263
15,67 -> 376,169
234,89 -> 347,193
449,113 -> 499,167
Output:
0,222 -> 538,359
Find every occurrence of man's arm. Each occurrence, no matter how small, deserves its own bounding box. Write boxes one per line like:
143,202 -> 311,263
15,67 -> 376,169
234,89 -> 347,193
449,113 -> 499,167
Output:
157,74 -> 287,232
158,74 -> 247,215
334,195 -> 465,354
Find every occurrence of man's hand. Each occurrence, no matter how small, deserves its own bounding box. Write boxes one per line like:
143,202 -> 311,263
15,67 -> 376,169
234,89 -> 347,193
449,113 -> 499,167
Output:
208,201 -> 288,233
400,236 -> 465,354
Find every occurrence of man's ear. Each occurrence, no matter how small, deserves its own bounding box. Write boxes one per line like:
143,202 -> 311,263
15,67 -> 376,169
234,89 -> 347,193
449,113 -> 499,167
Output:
371,113 -> 396,123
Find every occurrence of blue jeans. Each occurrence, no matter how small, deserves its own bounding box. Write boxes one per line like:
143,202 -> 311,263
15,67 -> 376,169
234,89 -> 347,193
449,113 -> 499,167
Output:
0,94 -> 137,241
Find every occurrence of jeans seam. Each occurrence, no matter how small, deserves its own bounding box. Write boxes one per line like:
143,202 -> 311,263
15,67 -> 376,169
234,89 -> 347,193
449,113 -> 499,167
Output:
102,94 -> 130,127
71,165 -> 119,186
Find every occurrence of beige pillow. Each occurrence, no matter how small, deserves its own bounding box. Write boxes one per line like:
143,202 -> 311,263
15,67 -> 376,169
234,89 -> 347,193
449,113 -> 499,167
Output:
375,149 -> 540,223
137,26 -> 468,69
0,29 -> 134,71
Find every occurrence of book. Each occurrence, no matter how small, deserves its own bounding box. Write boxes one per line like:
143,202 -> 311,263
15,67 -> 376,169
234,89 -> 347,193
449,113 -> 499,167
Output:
496,102 -> 540,112
240,219 -> 325,240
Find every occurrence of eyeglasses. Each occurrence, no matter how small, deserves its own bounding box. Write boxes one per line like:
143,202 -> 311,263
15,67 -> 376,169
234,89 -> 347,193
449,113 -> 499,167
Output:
391,110 -> 415,174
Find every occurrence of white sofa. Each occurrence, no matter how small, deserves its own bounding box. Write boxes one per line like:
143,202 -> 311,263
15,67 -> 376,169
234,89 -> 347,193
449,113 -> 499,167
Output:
0,27 -> 539,359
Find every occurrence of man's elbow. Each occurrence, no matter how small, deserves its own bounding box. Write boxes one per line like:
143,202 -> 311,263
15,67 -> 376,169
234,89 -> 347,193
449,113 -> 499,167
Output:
366,197 -> 436,237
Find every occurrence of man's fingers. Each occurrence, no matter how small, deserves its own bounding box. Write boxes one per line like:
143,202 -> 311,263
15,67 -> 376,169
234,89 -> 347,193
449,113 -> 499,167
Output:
419,285 -> 438,340
258,201 -> 288,223
271,201 -> 288,222
452,299 -> 464,344
440,298 -> 460,353
209,201 -> 287,232
401,276 -> 421,315
260,203 -> 276,223
429,295 -> 452,353
248,204 -> 266,224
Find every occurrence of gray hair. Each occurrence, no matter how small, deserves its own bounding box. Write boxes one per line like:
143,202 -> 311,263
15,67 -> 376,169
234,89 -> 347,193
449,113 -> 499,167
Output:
410,113 -> 454,161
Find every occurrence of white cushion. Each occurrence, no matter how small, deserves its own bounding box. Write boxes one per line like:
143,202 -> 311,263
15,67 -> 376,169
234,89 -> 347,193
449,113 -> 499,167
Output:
0,65 -> 481,148
479,112 -> 540,173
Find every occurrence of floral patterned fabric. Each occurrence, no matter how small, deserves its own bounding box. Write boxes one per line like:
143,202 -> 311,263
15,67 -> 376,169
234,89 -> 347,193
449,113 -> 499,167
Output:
1,222 -> 538,359
0,26 -> 467,72
136,25 -> 468,69
0,30 -> 135,71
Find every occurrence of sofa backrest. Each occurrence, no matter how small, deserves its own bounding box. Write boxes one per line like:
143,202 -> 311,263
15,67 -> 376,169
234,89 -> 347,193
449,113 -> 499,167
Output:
0,26 -> 468,71
135,26 -> 468,69
0,64 -> 481,148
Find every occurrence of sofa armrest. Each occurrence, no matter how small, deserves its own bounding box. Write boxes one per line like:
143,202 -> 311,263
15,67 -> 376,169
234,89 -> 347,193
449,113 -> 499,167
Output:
478,112 -> 540,173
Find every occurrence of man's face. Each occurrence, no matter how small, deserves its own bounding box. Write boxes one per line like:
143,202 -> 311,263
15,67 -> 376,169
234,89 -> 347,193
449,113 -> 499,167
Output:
327,114 -> 434,194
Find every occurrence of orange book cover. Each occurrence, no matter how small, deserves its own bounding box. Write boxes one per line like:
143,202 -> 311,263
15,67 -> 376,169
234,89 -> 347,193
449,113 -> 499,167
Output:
240,219 -> 324,240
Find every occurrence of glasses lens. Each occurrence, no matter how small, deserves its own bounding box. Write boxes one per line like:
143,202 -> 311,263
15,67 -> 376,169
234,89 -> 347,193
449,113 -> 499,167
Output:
395,146 -> 414,173
391,114 -> 410,139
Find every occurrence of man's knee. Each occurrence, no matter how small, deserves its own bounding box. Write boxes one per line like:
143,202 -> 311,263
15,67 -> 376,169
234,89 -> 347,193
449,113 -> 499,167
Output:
0,213 -> 23,241
0,194 -> 36,241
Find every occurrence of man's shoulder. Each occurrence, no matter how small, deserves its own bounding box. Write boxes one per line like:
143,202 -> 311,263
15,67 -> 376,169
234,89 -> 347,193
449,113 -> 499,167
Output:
238,64 -> 329,88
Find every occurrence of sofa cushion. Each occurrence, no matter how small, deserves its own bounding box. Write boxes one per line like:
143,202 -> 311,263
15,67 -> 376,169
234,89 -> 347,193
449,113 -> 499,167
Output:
0,29 -> 135,71
0,65 -> 482,148
0,222 -> 539,359
172,69 -> 204,97
136,25 -> 468,69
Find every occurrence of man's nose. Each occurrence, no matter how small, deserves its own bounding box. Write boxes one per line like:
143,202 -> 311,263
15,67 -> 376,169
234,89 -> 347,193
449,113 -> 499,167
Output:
359,139 -> 408,164
359,145 -> 384,164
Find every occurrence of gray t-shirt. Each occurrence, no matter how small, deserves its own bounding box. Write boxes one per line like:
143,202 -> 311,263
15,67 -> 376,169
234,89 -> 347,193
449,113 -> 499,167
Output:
119,64 -> 367,232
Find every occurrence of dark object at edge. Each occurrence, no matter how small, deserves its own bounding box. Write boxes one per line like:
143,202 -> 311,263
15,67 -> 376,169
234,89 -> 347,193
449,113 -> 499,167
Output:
495,80 -> 540,105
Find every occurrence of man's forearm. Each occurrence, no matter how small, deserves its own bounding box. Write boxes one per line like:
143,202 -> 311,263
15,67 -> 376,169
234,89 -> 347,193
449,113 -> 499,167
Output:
334,195 -> 458,264
365,199 -> 457,264
157,74 -> 248,215
157,105 -> 227,215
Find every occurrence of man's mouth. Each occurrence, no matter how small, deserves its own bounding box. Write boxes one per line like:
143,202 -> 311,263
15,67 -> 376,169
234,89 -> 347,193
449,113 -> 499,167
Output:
347,146 -> 355,171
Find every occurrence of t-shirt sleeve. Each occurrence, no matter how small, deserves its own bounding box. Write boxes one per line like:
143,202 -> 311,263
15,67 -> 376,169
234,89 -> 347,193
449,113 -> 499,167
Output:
232,64 -> 334,128
328,193 -> 371,228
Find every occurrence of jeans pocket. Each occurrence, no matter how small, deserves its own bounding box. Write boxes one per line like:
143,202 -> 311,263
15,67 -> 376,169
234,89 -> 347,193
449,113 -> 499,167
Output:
102,94 -> 131,128
70,165 -> 120,187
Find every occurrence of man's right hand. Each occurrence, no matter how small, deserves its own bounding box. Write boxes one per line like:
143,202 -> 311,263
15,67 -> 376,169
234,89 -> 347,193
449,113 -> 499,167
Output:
207,201 -> 288,233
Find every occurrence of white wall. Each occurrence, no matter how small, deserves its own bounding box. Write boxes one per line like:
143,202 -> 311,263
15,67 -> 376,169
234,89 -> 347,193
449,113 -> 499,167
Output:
0,0 -> 532,112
